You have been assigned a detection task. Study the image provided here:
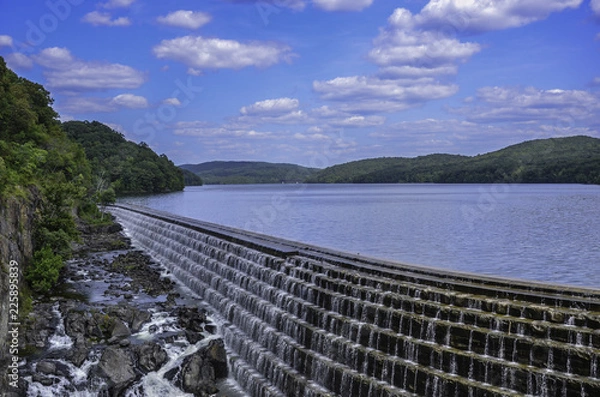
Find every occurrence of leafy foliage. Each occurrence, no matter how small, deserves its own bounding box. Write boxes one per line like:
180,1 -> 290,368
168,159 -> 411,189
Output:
180,161 -> 319,184
62,121 -> 185,195
0,56 -> 92,293
181,168 -> 204,186
307,137 -> 600,185
25,246 -> 64,294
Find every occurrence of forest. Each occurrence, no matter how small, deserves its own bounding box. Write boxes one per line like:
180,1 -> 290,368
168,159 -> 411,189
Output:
63,120 -> 191,196
180,161 -> 317,184
307,136 -> 600,184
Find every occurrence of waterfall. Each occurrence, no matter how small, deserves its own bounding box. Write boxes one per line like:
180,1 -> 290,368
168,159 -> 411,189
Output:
110,205 -> 600,397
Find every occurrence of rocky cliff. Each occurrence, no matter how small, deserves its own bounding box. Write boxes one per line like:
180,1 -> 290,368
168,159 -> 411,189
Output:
0,194 -> 36,393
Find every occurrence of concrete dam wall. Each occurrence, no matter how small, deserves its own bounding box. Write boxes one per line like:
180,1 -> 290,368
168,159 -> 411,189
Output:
109,204 -> 600,396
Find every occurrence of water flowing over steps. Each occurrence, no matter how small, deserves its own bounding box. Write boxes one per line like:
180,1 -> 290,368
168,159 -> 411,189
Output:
109,204 -> 600,397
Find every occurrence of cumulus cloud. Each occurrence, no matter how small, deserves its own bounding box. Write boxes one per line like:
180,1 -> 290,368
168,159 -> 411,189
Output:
157,10 -> 211,29
592,0 -> 600,16
101,0 -> 136,9
111,93 -> 148,108
34,47 -> 145,91
240,97 -> 299,115
0,35 -> 13,47
173,121 -> 273,138
312,0 -> 373,11
153,36 -> 295,70
369,11 -> 481,68
367,8 -> 481,78
416,0 -> 583,34
5,53 -> 33,70
163,97 -> 182,106
328,115 -> 385,127
315,1 -> 584,116
454,86 -> 600,124
82,11 -> 131,26
313,75 -> 458,113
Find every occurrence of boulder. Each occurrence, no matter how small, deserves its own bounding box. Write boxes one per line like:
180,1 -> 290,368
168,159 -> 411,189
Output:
97,347 -> 139,395
131,310 -> 152,333
36,361 -> 56,375
136,342 -> 168,373
169,338 -> 228,396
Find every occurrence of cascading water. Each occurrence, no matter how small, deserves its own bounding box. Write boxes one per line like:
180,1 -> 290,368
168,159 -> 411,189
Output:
110,204 -> 600,397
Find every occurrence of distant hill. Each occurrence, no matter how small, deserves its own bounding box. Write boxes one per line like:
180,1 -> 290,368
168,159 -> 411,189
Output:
179,161 -> 319,184
181,169 -> 204,186
307,136 -> 600,184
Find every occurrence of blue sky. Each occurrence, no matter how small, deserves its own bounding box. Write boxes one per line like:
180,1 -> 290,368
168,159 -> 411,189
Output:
1,0 -> 599,167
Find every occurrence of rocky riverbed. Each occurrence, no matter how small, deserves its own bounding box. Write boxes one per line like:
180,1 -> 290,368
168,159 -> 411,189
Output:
14,216 -> 235,397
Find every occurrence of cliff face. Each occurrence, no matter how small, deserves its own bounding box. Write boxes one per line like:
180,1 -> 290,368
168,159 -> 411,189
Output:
0,194 -> 36,391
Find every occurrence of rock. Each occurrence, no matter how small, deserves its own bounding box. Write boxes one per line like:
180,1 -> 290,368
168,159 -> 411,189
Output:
136,342 -> 168,373
185,330 -> 204,344
131,310 -> 151,333
32,373 -> 55,386
174,306 -> 207,333
97,347 -> 139,395
65,311 -> 87,337
110,318 -> 131,339
36,361 -> 56,375
67,335 -> 90,367
205,339 -> 228,379
149,324 -> 159,334
171,338 -> 228,396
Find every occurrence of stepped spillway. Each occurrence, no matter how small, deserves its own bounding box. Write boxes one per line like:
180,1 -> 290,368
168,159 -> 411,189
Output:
109,204 -> 600,397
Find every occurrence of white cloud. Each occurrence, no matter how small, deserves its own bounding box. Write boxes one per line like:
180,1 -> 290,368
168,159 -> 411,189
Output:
593,0 -> 600,16
329,115 -> 385,127
157,10 -> 211,30
312,0 -> 373,11
82,11 -> 131,26
368,8 -> 481,76
313,75 -> 458,113
454,86 -> 600,123
163,97 -> 182,106
34,47 -> 145,91
101,0 -> 136,9
0,35 -> 13,48
377,65 -> 458,79
153,36 -> 295,70
33,47 -> 74,68
5,53 -> 34,70
240,97 -> 299,115
111,93 -> 148,108
369,18 -> 481,68
173,121 -> 273,138
416,0 -> 583,34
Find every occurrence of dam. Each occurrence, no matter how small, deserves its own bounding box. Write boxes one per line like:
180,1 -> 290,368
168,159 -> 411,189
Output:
109,204 -> 600,396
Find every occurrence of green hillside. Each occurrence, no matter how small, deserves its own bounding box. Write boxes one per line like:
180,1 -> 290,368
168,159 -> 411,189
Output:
307,136 -> 600,184
180,161 -> 319,184
63,121 -> 185,195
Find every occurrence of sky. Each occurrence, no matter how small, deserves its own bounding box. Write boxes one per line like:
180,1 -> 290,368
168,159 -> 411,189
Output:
1,0 -> 599,168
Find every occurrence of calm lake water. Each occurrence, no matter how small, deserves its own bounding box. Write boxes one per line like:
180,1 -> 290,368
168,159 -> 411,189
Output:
119,184 -> 600,289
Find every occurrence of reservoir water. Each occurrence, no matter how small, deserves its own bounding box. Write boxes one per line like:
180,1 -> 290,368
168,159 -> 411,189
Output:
119,183 -> 600,288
